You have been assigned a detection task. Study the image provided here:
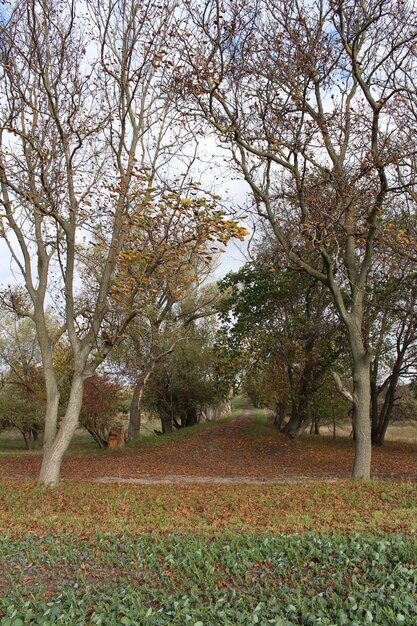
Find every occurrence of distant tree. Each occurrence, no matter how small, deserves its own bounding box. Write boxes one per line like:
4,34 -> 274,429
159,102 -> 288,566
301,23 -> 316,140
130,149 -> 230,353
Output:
79,376 -> 121,448
0,313 -> 45,448
144,319 -> 224,433
218,262 -> 345,437
368,270 -> 417,445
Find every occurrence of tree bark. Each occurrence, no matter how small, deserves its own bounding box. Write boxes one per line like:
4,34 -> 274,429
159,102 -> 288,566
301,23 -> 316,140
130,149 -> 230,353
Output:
370,359 -> 380,446
372,374 -> 399,446
310,417 -> 320,435
39,376 -> 85,486
351,352 -> 372,480
42,364 -> 61,449
161,414 -> 173,434
273,401 -> 287,429
185,407 -> 198,427
127,376 -> 147,441
282,401 -> 299,436
127,351 -> 174,441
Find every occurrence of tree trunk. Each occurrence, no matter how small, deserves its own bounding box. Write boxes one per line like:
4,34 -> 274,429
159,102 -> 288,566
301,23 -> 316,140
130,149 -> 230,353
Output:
292,418 -> 309,439
31,426 -> 41,449
127,378 -> 144,441
185,407 -> 198,427
85,427 -> 107,448
161,415 -> 173,434
310,417 -> 320,435
43,368 -> 61,449
24,427 -> 40,450
21,431 -> 30,450
351,353 -> 372,480
372,365 -> 401,446
370,359 -> 380,446
39,376 -> 85,486
283,400 -> 309,439
282,401 -> 299,436
374,379 -> 398,446
127,367 -> 156,441
273,401 -> 287,429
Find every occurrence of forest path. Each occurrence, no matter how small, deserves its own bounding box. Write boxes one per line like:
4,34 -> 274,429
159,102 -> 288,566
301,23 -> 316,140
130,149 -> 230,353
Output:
1,407 -> 417,482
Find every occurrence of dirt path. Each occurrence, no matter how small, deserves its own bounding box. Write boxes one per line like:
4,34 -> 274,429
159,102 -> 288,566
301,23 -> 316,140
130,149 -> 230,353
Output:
1,408 -> 417,482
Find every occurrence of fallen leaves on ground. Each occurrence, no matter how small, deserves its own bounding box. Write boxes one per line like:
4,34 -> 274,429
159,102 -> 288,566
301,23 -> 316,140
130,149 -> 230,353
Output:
0,411 -> 417,483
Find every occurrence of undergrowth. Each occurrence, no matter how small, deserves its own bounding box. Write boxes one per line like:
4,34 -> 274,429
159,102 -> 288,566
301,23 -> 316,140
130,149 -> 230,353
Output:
0,533 -> 415,625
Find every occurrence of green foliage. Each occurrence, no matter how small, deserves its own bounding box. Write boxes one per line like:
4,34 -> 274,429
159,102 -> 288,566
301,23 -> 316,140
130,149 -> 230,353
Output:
0,532 -> 416,625
144,320 -> 225,429
217,263 -> 348,430
0,381 -> 44,447
0,314 -> 45,448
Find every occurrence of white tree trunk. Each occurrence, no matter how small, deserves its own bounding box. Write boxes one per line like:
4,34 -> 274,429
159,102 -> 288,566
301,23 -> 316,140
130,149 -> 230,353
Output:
39,376 -> 85,486
350,348 -> 372,480
43,368 -> 60,449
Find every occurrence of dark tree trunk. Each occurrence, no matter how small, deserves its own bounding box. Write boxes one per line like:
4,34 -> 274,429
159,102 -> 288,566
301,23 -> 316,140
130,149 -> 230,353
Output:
273,401 -> 287,429
282,401 -> 300,436
185,407 -> 198,427
85,427 -> 108,448
310,417 -> 320,435
370,358 -> 381,445
370,317 -> 412,446
31,426 -> 41,449
161,415 -> 173,434
21,431 -> 30,450
372,372 -> 400,446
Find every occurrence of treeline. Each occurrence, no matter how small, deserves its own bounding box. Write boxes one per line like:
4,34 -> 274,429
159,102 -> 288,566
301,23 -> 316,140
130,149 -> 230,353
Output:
0,286 -> 227,450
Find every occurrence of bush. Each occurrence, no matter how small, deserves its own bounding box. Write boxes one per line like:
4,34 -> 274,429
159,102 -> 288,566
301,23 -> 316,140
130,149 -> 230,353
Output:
80,376 -> 121,447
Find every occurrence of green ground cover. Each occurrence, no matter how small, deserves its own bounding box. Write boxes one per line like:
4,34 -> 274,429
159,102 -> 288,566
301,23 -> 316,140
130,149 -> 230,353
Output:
0,533 -> 415,625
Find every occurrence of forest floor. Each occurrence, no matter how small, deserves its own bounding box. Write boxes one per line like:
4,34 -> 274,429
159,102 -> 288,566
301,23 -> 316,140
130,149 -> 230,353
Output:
0,407 -> 417,483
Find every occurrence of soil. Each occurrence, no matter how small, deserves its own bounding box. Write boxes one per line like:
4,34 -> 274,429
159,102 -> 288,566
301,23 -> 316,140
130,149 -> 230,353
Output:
1,409 -> 417,483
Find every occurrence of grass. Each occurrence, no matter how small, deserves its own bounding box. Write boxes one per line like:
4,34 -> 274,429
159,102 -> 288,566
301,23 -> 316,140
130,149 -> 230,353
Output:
0,429 -> 101,458
0,404 -> 240,457
231,395 -> 247,410
248,407 -> 270,438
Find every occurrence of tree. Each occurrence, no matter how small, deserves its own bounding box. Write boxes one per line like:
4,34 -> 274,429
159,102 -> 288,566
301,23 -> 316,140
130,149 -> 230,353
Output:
0,311 -> 45,448
0,0 -> 245,485
178,0 -> 417,478
113,277 -> 220,440
79,375 -> 121,448
106,195 -> 243,441
218,261 -> 344,437
144,318 -> 225,434
368,269 -> 417,445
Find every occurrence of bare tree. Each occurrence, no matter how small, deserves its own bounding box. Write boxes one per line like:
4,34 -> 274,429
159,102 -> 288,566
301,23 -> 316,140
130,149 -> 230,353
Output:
0,0 -> 183,485
0,0 -> 246,485
178,0 -> 417,479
